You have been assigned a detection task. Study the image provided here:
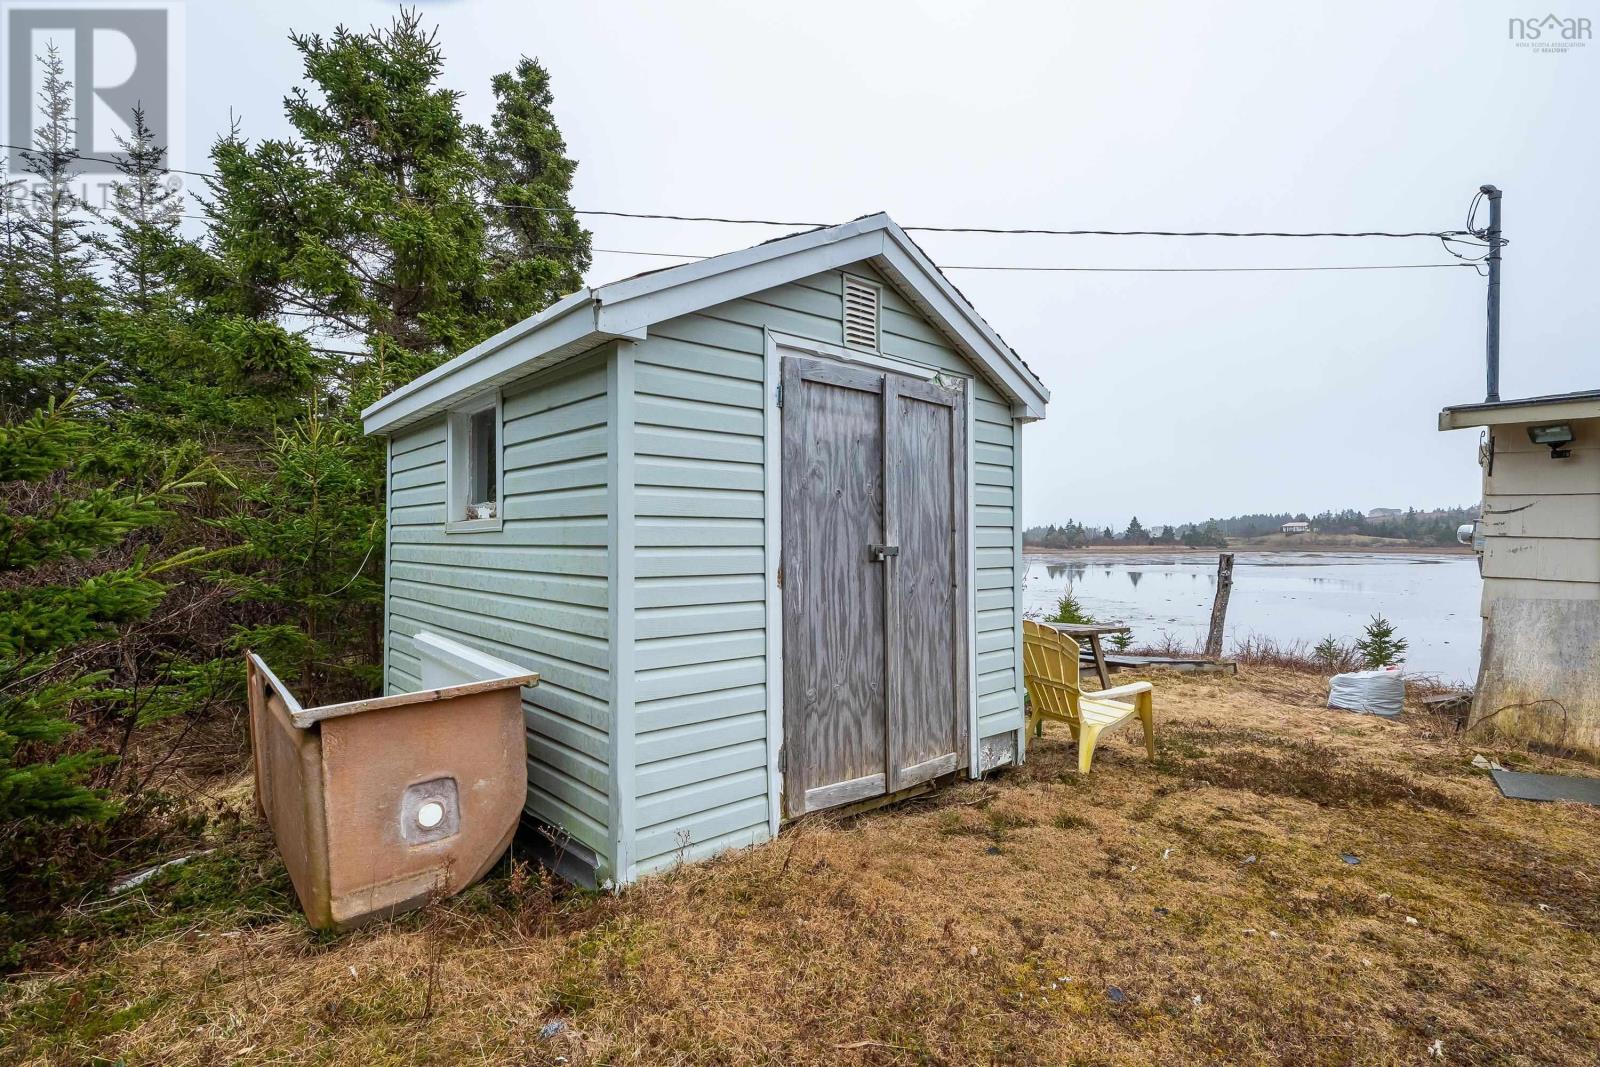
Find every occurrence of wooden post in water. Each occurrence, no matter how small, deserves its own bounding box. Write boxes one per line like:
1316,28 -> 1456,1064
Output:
1205,553 -> 1235,660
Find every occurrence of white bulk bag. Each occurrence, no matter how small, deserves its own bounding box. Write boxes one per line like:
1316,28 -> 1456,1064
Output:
1327,668 -> 1405,716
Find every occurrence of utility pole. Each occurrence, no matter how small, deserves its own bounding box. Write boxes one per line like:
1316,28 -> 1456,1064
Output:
1481,184 -> 1503,403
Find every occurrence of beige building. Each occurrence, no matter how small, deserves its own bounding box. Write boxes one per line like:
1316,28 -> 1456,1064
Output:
1439,389 -> 1600,757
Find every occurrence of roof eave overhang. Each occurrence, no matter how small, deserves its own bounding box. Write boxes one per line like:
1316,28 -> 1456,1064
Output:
595,218 -> 1049,419
873,219 -> 1050,421
361,289 -> 643,435
363,213 -> 1050,435
1439,392 -> 1600,430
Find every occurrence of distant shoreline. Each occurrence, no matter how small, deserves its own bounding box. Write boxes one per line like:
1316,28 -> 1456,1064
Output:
1023,540 -> 1474,558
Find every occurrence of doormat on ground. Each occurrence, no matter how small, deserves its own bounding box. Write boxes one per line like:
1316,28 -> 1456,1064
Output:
1491,768 -> 1600,805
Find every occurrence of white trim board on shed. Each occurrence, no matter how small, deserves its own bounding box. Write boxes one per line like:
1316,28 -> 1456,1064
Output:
363,213 -> 1049,437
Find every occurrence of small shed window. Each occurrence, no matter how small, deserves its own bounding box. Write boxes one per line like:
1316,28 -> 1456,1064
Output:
446,394 -> 502,532
467,408 -> 497,509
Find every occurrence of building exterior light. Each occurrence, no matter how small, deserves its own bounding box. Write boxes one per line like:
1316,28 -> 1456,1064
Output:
1527,422 -> 1574,458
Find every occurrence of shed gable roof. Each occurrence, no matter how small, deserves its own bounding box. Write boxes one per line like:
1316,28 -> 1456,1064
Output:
363,213 -> 1050,434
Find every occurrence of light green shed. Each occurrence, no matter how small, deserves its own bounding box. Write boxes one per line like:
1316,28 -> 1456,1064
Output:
362,214 -> 1050,887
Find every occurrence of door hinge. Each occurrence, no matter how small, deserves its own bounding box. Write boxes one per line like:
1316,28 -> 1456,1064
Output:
778,745 -> 786,773
775,382 -> 784,408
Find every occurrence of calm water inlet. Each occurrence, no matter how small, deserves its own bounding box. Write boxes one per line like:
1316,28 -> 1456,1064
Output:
1022,552 -> 1482,684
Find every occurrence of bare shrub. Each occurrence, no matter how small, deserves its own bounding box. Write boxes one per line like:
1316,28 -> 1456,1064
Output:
1131,632 -> 1365,673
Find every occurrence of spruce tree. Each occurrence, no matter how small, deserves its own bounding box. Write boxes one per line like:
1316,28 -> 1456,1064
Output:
1313,635 -> 1354,672
1049,591 -> 1096,626
198,9 -> 553,372
477,56 -> 592,318
1355,615 -> 1408,669
13,45 -> 106,405
96,103 -> 188,433
194,11 -> 591,371
217,399 -> 386,696
0,171 -> 28,397
98,106 -> 185,314
93,104 -> 313,451
184,12 -> 590,701
0,394 -> 190,825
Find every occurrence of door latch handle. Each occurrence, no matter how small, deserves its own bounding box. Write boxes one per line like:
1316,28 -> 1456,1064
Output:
869,544 -> 899,561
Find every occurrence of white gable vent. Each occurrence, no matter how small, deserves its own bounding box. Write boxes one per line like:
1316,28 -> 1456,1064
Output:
841,274 -> 880,351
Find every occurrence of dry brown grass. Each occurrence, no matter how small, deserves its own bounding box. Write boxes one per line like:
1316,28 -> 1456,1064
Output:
4,668 -> 1599,1066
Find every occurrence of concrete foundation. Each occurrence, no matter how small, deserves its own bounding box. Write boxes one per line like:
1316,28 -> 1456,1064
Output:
1471,597 -> 1600,759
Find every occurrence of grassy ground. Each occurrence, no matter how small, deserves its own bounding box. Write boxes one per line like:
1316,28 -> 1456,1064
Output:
3,668 -> 1597,1066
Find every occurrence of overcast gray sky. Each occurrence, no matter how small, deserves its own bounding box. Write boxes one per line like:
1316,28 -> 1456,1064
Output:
180,0 -> 1596,528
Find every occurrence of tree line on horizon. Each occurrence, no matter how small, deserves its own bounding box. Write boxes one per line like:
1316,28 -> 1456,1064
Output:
1024,505 -> 1479,549
0,11 -> 592,956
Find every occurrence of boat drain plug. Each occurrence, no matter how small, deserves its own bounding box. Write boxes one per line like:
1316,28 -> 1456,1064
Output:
401,777 -> 460,845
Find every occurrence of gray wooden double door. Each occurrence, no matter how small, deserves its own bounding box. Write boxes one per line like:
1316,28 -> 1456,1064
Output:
781,356 -> 970,816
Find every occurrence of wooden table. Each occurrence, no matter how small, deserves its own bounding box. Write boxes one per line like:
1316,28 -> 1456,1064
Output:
1041,622 -> 1131,690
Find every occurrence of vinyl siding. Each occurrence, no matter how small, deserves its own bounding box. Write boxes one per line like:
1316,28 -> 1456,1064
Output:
380,264 -> 1030,883
629,307 -> 773,875
1480,416 -> 1600,614
1469,415 -> 1600,756
626,265 -> 1024,874
384,350 -> 614,874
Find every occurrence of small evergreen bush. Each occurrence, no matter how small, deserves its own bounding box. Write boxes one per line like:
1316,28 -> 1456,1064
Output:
1049,591 -> 1096,626
1313,635 -> 1346,669
1355,615 -> 1408,669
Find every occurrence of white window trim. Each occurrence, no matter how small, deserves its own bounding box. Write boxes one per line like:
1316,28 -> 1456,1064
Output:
444,390 -> 504,534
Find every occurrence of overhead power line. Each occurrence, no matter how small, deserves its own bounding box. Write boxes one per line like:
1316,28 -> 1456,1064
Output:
593,247 -> 1480,274
509,206 -> 1477,241
936,261 -> 1478,273
2,143 -> 1480,243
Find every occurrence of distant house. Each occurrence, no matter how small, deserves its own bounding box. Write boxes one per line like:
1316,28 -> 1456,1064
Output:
1366,507 -> 1402,520
1281,521 -> 1311,535
1439,389 -> 1600,758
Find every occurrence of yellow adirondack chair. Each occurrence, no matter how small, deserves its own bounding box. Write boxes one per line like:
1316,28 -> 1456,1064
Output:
1023,620 -> 1156,774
